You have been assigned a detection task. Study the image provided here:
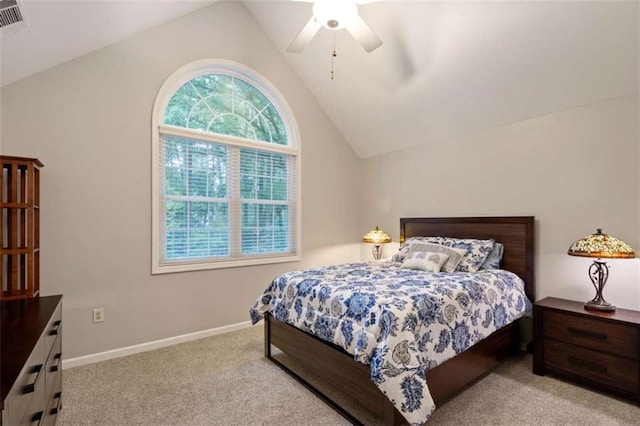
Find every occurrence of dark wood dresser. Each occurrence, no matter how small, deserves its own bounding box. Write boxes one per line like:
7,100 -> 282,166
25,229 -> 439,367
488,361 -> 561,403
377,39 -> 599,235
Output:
1,295 -> 63,425
533,297 -> 640,403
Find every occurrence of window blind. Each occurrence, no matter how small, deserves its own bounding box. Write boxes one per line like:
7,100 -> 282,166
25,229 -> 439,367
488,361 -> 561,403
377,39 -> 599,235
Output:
158,133 -> 297,265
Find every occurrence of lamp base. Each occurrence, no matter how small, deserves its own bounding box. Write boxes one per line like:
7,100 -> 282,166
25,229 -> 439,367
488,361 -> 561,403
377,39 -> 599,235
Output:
584,300 -> 616,312
372,245 -> 382,260
583,260 -> 616,312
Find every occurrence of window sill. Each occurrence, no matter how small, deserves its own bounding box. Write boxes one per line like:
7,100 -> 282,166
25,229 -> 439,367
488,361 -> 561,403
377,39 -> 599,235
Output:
152,254 -> 301,274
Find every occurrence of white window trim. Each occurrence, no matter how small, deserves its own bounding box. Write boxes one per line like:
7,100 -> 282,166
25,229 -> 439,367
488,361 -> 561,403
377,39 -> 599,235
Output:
151,59 -> 302,274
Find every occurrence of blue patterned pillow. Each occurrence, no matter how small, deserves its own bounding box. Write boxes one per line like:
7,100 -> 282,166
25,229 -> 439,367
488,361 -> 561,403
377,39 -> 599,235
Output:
401,251 -> 449,272
480,242 -> 504,270
439,237 -> 495,273
391,236 -> 443,262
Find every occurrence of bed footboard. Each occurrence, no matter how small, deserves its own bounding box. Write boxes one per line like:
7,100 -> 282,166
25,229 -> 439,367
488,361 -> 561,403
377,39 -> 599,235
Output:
264,313 -> 405,425
264,313 -> 518,425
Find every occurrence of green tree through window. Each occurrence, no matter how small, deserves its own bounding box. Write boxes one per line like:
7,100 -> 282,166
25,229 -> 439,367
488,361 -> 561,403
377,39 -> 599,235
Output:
164,75 -> 287,145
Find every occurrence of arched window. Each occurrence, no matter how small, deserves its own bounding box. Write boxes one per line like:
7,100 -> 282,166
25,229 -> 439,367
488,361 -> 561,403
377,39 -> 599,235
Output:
152,60 -> 300,273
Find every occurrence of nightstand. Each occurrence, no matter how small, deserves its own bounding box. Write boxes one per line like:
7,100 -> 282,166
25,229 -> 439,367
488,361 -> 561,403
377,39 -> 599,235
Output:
533,297 -> 640,404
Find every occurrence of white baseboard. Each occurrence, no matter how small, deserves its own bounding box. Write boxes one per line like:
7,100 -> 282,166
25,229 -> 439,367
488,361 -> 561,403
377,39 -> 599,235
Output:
62,321 -> 253,369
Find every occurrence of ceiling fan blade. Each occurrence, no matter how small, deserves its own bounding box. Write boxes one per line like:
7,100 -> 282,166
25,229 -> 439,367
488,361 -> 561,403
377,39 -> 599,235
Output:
345,14 -> 382,53
287,17 -> 322,53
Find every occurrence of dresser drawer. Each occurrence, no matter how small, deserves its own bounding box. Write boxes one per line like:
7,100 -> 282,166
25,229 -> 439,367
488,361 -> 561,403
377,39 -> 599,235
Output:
544,339 -> 640,394
45,334 -> 62,399
20,381 -> 45,426
544,311 -> 639,360
42,387 -> 61,426
3,337 -> 46,425
44,304 -> 62,358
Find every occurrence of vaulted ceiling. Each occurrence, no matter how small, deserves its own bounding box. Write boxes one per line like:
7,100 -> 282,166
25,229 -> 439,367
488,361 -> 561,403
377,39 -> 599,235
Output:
246,1 -> 639,158
1,1 -> 638,158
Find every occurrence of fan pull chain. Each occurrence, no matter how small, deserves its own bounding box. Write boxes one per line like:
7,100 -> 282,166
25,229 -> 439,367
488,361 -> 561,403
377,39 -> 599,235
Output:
331,32 -> 337,80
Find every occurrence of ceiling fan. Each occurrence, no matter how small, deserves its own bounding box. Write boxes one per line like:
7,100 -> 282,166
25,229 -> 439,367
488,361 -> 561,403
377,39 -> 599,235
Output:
287,0 -> 382,54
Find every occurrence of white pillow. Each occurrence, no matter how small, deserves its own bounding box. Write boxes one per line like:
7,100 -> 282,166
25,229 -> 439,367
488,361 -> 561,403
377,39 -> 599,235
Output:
406,243 -> 466,273
401,251 -> 449,272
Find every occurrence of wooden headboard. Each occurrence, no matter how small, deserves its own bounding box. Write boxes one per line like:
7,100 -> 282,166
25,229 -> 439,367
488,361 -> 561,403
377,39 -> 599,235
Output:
400,216 -> 535,302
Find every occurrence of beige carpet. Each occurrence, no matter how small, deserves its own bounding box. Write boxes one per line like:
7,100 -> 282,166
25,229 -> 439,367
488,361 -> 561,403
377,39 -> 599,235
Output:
58,325 -> 640,425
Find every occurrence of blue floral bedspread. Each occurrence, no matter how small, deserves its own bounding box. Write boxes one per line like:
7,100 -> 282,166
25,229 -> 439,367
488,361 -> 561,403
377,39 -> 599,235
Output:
249,261 -> 531,425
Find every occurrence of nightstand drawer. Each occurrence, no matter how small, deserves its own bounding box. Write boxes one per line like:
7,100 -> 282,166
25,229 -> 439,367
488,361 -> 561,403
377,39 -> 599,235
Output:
544,339 -> 640,393
544,311 -> 639,360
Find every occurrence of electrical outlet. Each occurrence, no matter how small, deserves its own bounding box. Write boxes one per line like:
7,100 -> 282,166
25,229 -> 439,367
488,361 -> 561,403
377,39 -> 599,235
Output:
92,308 -> 104,323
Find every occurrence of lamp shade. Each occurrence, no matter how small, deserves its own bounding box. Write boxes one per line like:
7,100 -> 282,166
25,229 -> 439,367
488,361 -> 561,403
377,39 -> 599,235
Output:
567,229 -> 635,259
362,226 -> 391,244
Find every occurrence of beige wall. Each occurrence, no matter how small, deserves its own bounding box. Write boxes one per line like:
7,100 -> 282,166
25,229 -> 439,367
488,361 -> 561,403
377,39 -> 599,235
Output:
0,2 -> 362,358
361,94 -> 640,310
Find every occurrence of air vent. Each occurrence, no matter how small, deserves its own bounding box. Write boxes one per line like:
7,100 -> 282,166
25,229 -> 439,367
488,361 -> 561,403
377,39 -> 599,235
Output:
0,0 -> 26,31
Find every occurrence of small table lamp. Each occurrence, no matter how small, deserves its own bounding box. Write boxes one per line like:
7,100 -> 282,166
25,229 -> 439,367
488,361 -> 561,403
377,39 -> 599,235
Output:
362,226 -> 391,260
567,228 -> 636,312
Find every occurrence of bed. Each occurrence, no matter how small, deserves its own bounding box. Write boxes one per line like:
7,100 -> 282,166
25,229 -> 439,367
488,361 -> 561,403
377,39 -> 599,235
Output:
251,216 -> 534,425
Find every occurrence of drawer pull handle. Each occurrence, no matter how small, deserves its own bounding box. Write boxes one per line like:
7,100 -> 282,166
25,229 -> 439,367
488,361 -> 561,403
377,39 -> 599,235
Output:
49,320 -> 62,335
31,410 -> 43,425
568,356 -> 608,373
50,353 -> 62,372
567,327 -> 607,341
50,391 -> 62,415
22,364 -> 43,394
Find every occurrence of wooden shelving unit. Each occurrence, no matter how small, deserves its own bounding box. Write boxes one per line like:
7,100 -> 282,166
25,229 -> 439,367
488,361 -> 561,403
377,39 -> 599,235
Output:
1,156 -> 43,300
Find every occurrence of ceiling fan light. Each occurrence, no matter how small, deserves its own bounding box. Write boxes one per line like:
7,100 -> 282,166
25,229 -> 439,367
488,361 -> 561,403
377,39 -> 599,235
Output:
312,0 -> 358,30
